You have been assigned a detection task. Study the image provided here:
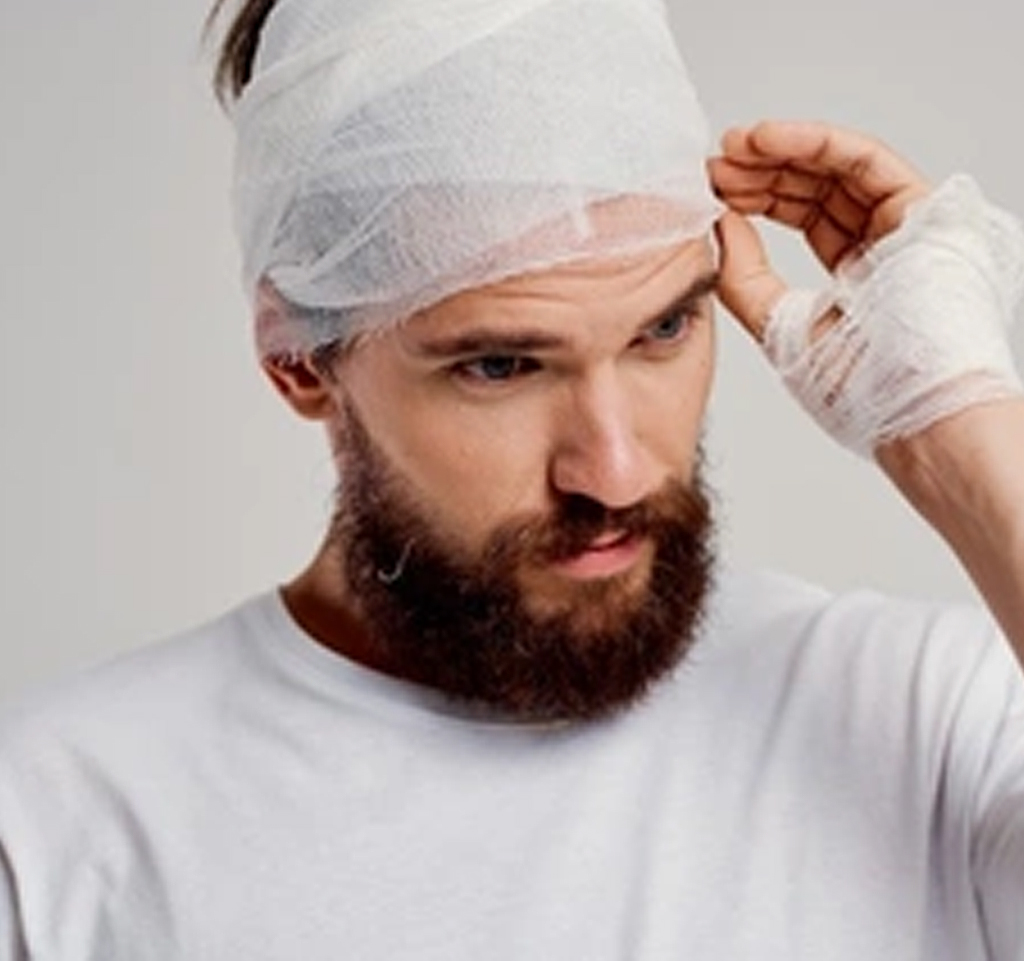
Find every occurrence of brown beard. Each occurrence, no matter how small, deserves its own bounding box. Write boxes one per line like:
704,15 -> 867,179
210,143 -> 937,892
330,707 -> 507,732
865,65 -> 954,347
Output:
330,403 -> 715,722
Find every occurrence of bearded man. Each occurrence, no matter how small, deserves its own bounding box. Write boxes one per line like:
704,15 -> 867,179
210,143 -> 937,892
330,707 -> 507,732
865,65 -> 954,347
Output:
2,0 -> 1024,957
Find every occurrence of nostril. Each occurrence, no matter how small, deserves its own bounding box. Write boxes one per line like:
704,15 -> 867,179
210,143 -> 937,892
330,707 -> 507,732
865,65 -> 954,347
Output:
559,493 -> 610,526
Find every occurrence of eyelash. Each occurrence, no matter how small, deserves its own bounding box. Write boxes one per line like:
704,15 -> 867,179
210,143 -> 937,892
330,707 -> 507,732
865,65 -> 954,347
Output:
639,306 -> 700,346
454,355 -> 541,384
451,306 -> 702,386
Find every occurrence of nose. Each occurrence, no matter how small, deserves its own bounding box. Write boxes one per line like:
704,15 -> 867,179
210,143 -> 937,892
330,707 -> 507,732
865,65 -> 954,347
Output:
548,371 -> 661,510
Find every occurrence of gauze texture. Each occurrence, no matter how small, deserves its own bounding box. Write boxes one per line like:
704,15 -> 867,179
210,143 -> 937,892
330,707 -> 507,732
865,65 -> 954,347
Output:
764,175 -> 1024,458
232,0 -> 723,356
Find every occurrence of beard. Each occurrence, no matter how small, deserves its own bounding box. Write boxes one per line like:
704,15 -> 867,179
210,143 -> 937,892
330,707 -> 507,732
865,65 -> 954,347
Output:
329,403 -> 715,722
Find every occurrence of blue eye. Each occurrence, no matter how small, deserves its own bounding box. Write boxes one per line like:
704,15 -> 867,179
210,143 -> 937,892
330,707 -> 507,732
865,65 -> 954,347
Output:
458,355 -> 537,382
646,311 -> 690,342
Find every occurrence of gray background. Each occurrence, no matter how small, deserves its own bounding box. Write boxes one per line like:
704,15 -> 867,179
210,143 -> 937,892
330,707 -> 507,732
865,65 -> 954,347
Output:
1,0 -> 1022,700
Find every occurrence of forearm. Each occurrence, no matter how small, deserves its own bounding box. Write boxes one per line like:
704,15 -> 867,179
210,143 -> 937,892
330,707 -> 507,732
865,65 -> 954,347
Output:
878,398 -> 1024,669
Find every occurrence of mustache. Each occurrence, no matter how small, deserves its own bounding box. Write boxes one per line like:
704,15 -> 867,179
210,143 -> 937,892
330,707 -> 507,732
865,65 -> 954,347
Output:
484,482 -> 706,567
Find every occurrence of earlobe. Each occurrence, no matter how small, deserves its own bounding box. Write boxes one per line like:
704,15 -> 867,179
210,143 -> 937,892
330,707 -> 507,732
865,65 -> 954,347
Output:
261,354 -> 336,420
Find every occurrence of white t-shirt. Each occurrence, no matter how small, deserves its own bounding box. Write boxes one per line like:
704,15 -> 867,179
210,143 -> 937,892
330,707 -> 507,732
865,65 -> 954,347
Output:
1,570 -> 1022,959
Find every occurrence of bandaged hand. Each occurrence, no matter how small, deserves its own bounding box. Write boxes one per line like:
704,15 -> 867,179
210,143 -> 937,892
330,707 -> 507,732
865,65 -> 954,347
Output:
709,121 -> 1024,457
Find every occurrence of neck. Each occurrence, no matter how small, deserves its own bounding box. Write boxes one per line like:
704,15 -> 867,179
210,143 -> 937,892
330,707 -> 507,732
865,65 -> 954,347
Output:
281,541 -> 401,678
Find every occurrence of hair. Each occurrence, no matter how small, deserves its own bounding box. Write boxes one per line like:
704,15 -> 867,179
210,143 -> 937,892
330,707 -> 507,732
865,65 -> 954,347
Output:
206,0 -> 279,103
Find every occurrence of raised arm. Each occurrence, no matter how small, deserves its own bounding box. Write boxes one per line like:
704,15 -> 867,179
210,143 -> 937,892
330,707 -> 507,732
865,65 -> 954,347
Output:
709,120 -> 1024,665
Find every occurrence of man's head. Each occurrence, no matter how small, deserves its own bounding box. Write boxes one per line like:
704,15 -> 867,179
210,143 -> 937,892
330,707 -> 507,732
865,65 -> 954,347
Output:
210,0 -> 723,719
265,238 -> 718,719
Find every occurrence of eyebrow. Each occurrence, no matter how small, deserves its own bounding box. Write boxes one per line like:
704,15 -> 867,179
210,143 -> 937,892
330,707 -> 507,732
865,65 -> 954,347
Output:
646,269 -> 720,333
412,269 -> 721,359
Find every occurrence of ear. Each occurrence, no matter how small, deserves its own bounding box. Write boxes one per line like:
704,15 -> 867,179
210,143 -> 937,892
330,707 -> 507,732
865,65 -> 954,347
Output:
254,281 -> 337,421
261,353 -> 336,421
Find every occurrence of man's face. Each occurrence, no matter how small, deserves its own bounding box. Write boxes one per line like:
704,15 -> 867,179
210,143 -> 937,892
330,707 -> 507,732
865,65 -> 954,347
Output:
320,237 -> 718,719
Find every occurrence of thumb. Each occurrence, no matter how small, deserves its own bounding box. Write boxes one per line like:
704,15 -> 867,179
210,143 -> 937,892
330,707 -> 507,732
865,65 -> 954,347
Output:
715,211 -> 788,342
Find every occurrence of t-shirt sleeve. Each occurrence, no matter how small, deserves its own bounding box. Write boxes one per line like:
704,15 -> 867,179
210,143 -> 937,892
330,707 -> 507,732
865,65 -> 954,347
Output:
968,634 -> 1024,958
0,844 -> 27,961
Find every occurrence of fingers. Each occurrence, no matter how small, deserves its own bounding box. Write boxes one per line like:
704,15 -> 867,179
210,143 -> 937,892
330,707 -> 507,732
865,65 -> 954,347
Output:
711,121 -> 933,345
714,211 -> 788,341
710,121 -> 932,269
709,159 -> 867,233
721,121 -> 928,208
709,157 -> 868,270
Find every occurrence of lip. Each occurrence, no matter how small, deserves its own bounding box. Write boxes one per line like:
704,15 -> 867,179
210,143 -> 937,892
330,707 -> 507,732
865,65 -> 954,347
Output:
549,532 -> 646,580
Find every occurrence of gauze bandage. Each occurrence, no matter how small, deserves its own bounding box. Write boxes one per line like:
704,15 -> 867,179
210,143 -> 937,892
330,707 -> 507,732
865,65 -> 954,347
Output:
232,0 -> 723,356
764,175 -> 1024,457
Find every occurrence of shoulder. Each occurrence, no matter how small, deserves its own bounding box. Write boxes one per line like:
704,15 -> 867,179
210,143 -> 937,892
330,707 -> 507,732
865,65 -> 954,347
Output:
700,567 -> 1015,730
708,566 -> 1003,661
0,593 -> 277,777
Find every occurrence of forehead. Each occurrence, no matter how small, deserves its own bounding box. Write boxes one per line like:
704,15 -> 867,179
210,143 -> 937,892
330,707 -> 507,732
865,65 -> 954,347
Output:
394,237 -> 717,349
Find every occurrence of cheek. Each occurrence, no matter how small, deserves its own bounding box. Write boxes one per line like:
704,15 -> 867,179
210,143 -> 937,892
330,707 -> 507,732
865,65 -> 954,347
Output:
351,384 -> 554,544
634,324 -> 715,468
425,407 -> 555,530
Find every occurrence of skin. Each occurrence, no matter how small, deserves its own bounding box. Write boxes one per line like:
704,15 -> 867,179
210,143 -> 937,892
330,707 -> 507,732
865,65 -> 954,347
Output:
265,239 -> 718,669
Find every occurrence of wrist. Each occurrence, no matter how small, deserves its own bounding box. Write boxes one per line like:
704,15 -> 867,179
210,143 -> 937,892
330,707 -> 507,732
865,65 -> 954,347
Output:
877,398 -> 1024,556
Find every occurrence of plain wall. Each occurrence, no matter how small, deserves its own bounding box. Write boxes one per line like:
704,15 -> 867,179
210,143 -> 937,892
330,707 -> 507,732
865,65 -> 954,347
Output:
1,0 -> 1022,700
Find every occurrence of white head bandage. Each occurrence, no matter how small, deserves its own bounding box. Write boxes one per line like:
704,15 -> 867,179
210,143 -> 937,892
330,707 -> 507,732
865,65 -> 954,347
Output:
232,0 -> 723,356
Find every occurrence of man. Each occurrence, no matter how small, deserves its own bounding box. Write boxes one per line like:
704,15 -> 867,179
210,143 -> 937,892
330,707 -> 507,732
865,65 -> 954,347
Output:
1,0 -> 1023,957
